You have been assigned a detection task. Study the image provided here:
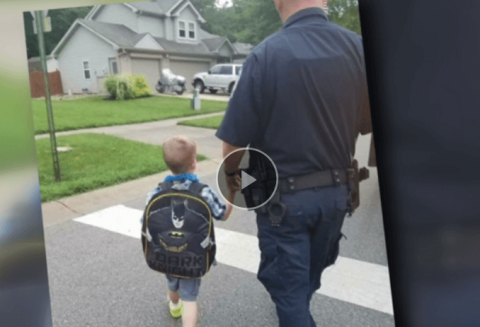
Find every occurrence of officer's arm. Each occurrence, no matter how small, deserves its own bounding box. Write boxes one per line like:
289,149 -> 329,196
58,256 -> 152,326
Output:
222,141 -> 243,174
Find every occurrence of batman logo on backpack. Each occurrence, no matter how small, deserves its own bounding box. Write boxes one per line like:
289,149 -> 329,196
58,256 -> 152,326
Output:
141,180 -> 216,278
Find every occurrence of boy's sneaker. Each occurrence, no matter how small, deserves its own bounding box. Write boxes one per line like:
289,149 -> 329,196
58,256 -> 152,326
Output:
169,299 -> 183,318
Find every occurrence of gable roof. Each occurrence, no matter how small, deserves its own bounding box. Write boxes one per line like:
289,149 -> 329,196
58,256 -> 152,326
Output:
79,19 -> 142,48
170,1 -> 206,23
159,0 -> 183,14
154,36 -> 211,55
51,17 -> 251,58
202,37 -> 237,55
128,1 -> 166,17
233,42 -> 253,56
85,1 -> 200,21
202,37 -> 226,52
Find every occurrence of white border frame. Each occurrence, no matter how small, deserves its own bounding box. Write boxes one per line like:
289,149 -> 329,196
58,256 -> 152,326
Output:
215,147 -> 279,211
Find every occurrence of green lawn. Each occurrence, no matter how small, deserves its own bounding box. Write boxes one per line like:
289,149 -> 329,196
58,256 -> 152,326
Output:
178,114 -> 224,129
32,96 -> 227,135
37,133 -> 207,202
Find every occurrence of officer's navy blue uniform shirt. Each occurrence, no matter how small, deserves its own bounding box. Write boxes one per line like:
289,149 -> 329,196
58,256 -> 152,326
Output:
216,8 -> 370,178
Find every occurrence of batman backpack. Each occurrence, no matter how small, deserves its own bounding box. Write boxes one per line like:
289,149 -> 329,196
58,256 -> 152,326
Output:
141,180 -> 216,278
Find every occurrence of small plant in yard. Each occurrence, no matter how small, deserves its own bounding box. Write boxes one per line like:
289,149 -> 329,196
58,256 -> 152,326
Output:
130,74 -> 151,98
104,74 -> 144,100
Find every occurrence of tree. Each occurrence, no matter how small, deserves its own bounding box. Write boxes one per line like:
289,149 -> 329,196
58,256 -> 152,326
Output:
231,0 -> 283,46
327,0 -> 362,34
24,6 -> 93,59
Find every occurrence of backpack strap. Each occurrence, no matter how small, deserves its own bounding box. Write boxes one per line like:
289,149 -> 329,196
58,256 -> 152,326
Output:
188,181 -> 214,249
158,180 -> 174,192
189,181 -> 207,196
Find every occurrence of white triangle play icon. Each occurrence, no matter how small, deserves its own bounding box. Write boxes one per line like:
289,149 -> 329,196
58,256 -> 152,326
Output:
241,170 -> 257,190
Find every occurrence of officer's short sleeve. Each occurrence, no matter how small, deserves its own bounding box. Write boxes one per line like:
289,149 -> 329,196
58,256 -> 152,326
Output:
216,54 -> 263,147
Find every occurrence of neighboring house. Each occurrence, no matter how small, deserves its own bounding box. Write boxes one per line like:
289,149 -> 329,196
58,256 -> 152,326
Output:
28,56 -> 59,73
50,0 -> 253,94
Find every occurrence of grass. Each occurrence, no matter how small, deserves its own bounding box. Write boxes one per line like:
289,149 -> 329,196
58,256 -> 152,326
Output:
37,133 -> 207,202
32,96 -> 227,135
178,114 -> 224,130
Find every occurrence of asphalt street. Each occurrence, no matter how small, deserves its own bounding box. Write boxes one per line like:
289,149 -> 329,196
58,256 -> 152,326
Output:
42,113 -> 395,327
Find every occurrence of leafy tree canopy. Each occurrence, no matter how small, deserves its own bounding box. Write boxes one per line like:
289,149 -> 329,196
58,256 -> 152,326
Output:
24,6 -> 93,59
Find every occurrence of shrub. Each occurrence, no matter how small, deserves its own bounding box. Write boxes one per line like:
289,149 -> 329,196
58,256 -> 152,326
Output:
129,75 -> 151,98
103,74 -> 137,100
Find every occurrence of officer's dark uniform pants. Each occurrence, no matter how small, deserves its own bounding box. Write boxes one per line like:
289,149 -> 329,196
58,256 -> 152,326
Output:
256,184 -> 349,327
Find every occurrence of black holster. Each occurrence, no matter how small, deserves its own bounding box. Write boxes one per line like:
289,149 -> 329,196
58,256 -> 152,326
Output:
347,159 -> 370,216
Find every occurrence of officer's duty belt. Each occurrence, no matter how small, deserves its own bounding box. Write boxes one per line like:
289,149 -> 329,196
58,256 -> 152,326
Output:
278,169 -> 348,193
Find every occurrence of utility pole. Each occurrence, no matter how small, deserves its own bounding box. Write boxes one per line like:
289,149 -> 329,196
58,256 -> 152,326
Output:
34,10 -> 61,181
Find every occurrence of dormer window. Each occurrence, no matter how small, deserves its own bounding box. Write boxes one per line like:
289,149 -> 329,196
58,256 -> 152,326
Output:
178,20 -> 196,40
188,22 -> 195,39
179,21 -> 186,38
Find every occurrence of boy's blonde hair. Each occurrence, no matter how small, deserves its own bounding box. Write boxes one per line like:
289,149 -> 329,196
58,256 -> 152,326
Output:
162,135 -> 197,174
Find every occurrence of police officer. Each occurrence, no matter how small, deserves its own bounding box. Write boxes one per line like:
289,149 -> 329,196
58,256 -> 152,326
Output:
216,0 -> 372,326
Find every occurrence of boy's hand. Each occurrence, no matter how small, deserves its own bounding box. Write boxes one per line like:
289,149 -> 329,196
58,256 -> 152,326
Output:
226,171 -> 242,193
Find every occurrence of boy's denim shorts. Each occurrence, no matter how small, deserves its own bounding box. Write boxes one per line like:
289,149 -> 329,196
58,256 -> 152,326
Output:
166,275 -> 201,302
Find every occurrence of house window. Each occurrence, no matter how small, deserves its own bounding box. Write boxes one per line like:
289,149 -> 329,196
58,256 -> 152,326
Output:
179,21 -> 186,38
178,20 -> 196,40
188,22 -> 195,39
83,61 -> 91,79
109,58 -> 118,75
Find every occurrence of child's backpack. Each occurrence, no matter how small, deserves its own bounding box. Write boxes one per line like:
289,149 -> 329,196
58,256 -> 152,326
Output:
141,180 -> 216,278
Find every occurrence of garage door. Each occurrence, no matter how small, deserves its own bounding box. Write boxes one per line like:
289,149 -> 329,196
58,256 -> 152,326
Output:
170,60 -> 211,92
131,58 -> 161,93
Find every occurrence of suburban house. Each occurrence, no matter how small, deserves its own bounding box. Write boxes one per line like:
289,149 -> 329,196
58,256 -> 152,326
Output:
49,0 -> 253,94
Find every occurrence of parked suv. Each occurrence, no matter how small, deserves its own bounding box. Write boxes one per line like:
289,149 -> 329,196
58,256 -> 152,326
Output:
192,64 -> 242,95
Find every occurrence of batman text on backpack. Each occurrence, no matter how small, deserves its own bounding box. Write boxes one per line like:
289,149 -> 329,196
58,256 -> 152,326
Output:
141,180 -> 215,278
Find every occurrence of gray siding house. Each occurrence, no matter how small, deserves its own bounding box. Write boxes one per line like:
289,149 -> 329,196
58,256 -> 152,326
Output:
50,0 -> 252,94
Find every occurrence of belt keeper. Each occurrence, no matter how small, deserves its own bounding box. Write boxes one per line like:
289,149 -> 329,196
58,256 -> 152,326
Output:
287,177 -> 295,192
332,169 -> 341,186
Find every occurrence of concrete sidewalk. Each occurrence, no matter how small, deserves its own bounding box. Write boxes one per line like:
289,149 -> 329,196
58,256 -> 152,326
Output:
35,111 -> 225,141
154,91 -> 230,102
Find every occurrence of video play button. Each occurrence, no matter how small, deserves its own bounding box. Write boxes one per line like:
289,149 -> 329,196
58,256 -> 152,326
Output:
241,170 -> 256,189
216,148 -> 278,210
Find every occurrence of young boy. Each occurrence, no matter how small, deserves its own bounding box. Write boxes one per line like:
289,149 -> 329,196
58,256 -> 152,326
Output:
144,135 -> 233,327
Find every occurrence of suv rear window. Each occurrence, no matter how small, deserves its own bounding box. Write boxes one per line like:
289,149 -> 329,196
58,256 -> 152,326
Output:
235,66 -> 241,75
220,65 -> 233,75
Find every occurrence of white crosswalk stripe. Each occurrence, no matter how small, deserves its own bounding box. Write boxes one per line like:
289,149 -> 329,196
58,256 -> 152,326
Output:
74,205 -> 394,315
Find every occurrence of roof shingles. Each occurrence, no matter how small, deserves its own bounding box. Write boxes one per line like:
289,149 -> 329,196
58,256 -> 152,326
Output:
73,18 -> 249,57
